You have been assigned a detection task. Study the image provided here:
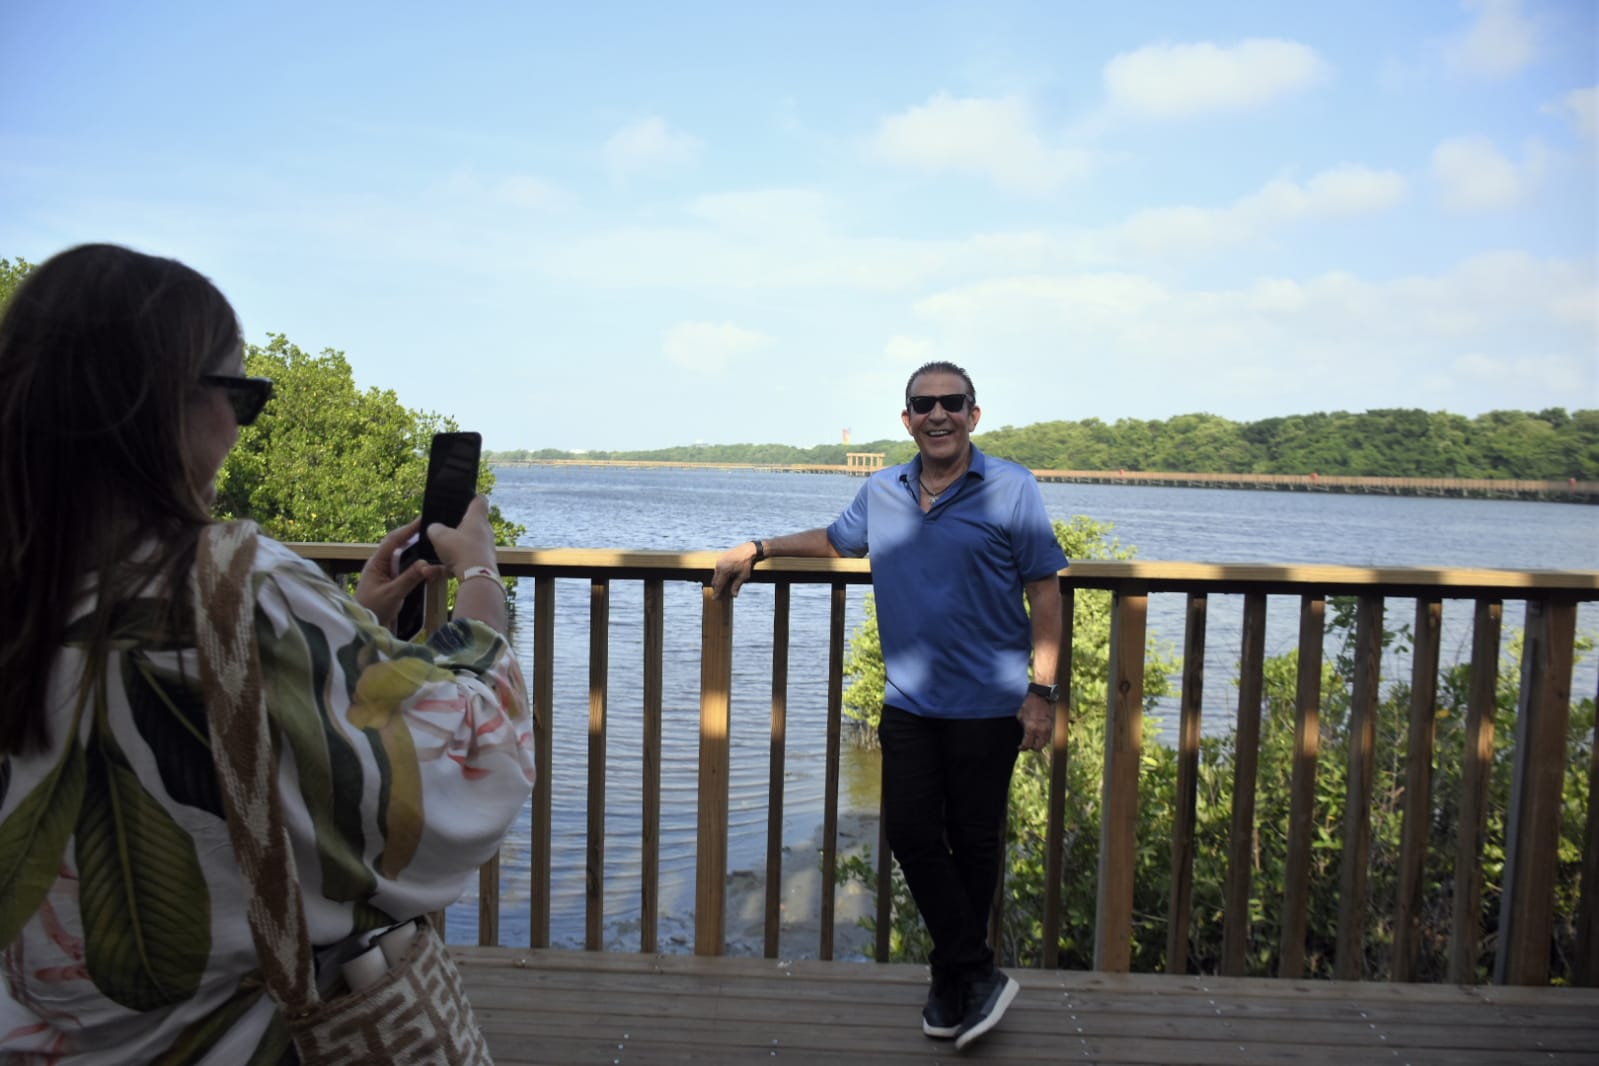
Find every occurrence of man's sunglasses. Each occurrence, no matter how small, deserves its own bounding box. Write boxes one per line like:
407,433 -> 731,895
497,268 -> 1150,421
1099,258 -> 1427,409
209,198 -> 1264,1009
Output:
907,393 -> 973,415
202,375 -> 275,426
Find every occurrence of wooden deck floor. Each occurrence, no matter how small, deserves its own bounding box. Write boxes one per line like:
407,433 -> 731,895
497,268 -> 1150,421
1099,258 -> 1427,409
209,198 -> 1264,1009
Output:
453,947 -> 1599,1065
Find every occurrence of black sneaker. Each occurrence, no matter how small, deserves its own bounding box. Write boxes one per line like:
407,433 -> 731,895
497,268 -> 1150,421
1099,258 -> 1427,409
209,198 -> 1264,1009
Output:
953,968 -> 1019,1051
921,974 -> 962,1039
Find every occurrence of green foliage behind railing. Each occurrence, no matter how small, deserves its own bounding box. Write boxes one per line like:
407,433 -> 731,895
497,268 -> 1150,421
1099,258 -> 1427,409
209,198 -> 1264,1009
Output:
216,334 -> 523,548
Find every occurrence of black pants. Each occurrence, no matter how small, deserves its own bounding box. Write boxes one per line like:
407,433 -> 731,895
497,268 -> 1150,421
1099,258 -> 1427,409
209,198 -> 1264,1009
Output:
878,704 -> 1022,984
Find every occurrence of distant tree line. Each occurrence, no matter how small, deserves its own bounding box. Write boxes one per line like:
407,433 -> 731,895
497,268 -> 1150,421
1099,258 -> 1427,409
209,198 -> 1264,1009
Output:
491,407 -> 1599,481
9,253 -> 1592,482
490,439 -> 912,467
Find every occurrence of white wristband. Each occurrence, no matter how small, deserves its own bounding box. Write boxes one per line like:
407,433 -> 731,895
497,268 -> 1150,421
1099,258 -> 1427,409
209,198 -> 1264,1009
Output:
456,565 -> 510,613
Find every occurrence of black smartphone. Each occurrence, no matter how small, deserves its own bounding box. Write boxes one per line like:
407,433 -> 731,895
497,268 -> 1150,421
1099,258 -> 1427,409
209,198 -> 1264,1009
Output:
409,431 -> 482,564
395,432 -> 481,638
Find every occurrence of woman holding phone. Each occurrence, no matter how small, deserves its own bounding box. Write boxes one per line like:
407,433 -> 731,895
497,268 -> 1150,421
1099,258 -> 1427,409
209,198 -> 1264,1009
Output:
0,243 -> 533,1062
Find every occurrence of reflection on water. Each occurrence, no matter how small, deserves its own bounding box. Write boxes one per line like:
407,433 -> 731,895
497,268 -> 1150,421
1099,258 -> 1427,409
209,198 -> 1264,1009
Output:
449,465 -> 1597,947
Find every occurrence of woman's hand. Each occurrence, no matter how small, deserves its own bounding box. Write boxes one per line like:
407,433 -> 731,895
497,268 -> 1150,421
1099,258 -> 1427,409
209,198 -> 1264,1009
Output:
429,494 -> 499,577
356,517 -> 443,628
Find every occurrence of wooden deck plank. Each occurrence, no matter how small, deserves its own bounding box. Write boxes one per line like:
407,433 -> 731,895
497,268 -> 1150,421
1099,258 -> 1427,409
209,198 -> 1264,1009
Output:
453,948 -> 1599,1065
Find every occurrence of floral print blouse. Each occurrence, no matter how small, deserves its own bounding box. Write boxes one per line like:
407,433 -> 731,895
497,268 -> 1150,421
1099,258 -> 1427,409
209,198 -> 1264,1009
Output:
0,535 -> 535,1063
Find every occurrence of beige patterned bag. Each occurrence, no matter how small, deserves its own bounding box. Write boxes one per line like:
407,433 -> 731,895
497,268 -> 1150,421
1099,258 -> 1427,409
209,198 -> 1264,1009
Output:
193,520 -> 494,1065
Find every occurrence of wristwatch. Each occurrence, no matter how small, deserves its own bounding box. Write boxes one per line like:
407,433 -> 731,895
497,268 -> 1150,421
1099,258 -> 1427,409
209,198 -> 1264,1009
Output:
1027,682 -> 1060,703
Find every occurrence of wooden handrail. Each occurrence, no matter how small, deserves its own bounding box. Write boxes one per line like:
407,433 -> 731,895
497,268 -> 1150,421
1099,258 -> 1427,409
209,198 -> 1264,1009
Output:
295,545 -> 1599,986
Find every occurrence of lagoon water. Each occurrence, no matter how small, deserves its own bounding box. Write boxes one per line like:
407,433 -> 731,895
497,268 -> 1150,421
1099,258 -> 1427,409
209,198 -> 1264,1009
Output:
460,463 -> 1598,949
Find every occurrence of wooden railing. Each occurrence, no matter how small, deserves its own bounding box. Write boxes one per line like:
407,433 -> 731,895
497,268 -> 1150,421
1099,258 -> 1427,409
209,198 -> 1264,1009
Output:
294,544 -> 1599,986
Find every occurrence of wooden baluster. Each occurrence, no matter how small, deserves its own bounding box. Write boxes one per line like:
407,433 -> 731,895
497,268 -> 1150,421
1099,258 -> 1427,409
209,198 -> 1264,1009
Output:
1577,667 -> 1599,988
532,575 -> 554,949
1495,596 -> 1577,985
1394,597 -> 1443,981
820,583 -> 846,961
1279,595 -> 1325,978
1336,594 -> 1383,980
1042,584 -> 1075,970
585,579 -> 610,951
695,585 -> 734,955
1222,593 -> 1267,977
1096,585 -> 1147,973
876,775 -> 892,963
478,855 -> 500,947
641,579 -> 664,954
1165,591 -> 1207,975
1449,599 -> 1502,983
763,584 -> 790,959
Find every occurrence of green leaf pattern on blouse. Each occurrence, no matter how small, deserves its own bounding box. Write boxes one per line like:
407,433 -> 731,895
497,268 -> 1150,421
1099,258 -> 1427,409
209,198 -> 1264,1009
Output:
0,537 -> 533,1063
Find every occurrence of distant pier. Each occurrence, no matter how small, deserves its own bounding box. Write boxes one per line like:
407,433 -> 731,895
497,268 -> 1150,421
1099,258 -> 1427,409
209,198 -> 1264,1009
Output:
493,458 -> 1599,502
1031,469 -> 1599,502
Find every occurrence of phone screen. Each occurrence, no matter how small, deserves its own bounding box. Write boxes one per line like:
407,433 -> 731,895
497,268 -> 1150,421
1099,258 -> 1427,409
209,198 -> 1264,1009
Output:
412,431 -> 482,563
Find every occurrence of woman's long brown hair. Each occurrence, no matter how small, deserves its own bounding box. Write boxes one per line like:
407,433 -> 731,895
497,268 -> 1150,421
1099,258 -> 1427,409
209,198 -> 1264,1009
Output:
0,244 -> 242,754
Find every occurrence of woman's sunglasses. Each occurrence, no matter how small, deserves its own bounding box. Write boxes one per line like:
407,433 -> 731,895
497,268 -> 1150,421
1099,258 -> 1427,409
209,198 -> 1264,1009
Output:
202,375 -> 275,426
907,393 -> 972,415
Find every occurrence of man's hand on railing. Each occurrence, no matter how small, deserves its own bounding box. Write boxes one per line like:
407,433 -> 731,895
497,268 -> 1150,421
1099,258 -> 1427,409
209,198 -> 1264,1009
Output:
710,541 -> 762,599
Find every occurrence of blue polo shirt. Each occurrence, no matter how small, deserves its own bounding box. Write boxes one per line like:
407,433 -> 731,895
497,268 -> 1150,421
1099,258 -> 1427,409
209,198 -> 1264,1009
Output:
826,446 -> 1067,719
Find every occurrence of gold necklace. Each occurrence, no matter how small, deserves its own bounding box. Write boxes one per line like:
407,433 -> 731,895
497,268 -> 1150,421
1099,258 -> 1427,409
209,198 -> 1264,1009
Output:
919,450 -> 971,501
919,471 -> 963,500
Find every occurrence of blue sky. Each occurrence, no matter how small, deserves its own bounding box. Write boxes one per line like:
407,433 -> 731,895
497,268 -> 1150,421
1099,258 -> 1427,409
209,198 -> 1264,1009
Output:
3,1 -> 1595,451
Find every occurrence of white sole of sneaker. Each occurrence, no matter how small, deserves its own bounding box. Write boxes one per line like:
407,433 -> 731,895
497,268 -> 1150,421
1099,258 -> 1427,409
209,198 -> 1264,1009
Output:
953,974 -> 1019,1051
922,1019 -> 960,1039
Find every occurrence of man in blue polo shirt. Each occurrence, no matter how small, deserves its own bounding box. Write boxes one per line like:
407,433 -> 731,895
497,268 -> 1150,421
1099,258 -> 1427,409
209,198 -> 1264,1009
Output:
712,361 -> 1065,1051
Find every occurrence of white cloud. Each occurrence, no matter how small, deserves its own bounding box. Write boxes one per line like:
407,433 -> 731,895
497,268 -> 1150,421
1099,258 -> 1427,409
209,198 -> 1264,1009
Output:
1432,135 -> 1545,210
1103,39 -> 1329,119
908,252 -> 1597,416
1452,352 -> 1587,394
441,169 -> 564,210
884,335 -> 935,365
604,117 -> 701,181
1111,164 -> 1408,255
662,321 -> 770,373
688,189 -> 835,237
495,175 -> 563,210
1446,0 -> 1538,78
1547,87 -> 1598,139
867,93 -> 1093,193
